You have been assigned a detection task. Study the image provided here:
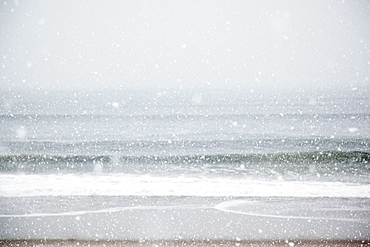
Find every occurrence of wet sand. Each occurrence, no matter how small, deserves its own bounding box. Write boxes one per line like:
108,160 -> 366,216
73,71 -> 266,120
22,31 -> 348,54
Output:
0,239 -> 369,247
1,196 -> 369,245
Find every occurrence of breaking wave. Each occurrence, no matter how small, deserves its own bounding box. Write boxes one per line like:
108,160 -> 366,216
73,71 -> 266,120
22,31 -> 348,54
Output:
0,151 -> 369,174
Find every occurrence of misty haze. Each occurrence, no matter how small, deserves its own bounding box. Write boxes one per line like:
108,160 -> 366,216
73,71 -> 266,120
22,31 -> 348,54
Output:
1,0 -> 369,91
0,1 -> 369,246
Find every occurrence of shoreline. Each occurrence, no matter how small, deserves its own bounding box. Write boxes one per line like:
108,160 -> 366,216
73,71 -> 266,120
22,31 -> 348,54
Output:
1,196 -> 369,242
1,239 -> 369,247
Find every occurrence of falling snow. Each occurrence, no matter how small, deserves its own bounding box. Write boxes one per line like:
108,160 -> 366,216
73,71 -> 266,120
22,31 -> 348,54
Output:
0,0 -> 370,246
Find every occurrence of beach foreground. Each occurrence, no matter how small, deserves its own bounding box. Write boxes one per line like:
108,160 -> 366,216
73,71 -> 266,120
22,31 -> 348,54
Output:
1,196 -> 369,246
0,239 -> 369,247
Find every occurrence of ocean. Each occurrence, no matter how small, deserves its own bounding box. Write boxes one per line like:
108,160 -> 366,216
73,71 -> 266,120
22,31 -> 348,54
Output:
1,89 -> 369,197
0,88 -> 369,241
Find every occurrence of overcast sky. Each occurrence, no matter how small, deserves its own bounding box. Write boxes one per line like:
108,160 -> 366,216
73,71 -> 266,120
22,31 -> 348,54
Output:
0,0 -> 369,92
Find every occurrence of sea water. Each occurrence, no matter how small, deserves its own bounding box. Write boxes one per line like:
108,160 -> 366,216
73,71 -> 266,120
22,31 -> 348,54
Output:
0,89 -> 369,198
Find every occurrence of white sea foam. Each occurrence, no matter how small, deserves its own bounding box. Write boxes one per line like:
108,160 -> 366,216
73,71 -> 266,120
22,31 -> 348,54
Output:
0,204 -> 203,218
214,200 -> 368,222
0,174 -> 369,198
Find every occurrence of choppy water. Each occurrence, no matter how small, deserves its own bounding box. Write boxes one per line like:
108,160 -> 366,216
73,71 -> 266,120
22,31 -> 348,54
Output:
0,89 -> 369,197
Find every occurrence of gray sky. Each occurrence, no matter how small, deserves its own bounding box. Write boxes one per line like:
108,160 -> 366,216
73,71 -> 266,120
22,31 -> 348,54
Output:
0,0 -> 369,91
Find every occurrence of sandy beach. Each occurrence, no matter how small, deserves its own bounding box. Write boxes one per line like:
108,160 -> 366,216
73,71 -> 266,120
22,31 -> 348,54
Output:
0,239 -> 369,247
1,196 -> 369,246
